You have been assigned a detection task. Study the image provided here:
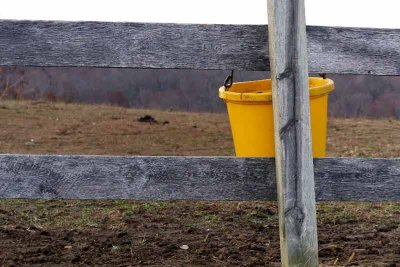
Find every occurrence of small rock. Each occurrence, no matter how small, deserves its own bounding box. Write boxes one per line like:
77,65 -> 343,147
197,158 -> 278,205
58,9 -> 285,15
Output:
64,245 -> 72,250
179,244 -> 189,250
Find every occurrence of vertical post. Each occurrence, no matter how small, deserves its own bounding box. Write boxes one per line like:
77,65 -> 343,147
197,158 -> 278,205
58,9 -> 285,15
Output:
267,0 -> 319,266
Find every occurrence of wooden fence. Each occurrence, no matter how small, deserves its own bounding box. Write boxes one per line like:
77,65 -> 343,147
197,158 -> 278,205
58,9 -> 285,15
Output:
0,155 -> 398,201
0,1 -> 399,266
1,20 -> 399,75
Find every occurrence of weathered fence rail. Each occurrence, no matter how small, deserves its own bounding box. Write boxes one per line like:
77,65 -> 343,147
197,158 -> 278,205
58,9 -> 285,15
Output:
0,20 -> 400,75
0,155 -> 398,201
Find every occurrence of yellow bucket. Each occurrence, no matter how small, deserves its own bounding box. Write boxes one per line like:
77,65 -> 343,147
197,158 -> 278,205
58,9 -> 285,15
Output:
219,77 -> 334,157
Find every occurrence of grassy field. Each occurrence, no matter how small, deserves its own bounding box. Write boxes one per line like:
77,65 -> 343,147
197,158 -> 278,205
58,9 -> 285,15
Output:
0,100 -> 399,266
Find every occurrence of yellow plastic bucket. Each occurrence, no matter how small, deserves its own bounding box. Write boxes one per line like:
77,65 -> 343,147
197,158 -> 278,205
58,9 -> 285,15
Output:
219,77 -> 334,157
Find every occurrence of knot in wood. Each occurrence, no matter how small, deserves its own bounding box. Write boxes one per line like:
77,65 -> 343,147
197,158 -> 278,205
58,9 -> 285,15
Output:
285,206 -> 305,222
279,118 -> 298,137
276,68 -> 293,80
285,206 -> 305,236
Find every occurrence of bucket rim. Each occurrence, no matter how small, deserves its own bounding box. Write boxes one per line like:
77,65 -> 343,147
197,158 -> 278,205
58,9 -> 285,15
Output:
219,77 -> 334,102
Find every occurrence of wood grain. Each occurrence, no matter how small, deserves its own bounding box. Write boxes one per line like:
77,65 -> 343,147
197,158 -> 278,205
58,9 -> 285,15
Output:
0,20 -> 399,75
0,155 -> 398,201
267,0 -> 319,265
0,20 -> 267,71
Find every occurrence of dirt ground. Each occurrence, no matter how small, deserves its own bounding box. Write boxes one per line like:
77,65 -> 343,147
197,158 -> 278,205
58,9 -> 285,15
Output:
0,100 -> 399,266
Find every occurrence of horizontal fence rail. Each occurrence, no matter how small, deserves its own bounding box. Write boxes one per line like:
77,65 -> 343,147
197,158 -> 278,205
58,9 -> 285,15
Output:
0,155 -> 398,201
0,20 -> 399,75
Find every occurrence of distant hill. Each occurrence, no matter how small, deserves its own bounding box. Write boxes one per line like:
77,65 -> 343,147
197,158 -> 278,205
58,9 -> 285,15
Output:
1,66 -> 399,118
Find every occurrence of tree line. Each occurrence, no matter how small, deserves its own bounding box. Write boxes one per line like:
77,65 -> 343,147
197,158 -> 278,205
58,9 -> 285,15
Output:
0,66 -> 399,118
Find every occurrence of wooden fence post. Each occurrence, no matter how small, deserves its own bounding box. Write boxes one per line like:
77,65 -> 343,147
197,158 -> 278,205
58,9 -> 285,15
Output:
267,0 -> 319,266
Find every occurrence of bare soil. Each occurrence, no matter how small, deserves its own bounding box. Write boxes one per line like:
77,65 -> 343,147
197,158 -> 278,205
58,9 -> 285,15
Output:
0,100 -> 399,266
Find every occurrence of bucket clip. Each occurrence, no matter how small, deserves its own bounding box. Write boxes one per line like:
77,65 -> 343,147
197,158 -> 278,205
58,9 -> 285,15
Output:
224,70 -> 234,90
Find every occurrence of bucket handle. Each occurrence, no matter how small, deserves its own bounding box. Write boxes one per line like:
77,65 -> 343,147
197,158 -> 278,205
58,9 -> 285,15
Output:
223,70 -> 234,90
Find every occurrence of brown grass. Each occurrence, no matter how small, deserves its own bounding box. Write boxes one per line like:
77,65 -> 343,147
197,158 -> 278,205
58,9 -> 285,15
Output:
1,100 -> 400,157
327,118 -> 400,158
0,100 -> 233,156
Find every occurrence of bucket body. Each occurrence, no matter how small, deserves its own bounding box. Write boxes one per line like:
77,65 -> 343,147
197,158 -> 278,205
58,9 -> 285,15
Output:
219,77 -> 334,157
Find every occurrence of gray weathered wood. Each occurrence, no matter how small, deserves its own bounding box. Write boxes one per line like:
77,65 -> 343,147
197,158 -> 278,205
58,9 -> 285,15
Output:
0,155 -> 399,201
314,158 -> 400,201
0,155 -> 276,200
307,26 -> 400,76
0,20 -> 267,71
267,0 -> 318,266
0,20 -> 399,75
